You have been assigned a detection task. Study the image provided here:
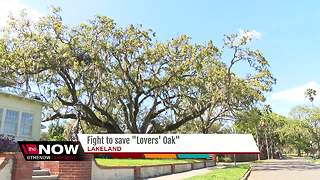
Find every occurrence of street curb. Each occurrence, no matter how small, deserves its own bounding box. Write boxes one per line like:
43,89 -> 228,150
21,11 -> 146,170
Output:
241,166 -> 252,180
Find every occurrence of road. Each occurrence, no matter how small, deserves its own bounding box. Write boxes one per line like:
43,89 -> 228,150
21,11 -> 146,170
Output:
248,158 -> 320,180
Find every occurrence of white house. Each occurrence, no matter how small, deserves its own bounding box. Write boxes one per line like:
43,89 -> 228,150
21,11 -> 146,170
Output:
0,91 -> 45,140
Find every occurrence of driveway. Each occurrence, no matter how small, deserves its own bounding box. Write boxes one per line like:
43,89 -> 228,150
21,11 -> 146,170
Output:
249,158 -> 320,180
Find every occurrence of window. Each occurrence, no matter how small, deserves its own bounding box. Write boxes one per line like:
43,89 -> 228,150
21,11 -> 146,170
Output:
20,112 -> 33,136
4,110 -> 19,135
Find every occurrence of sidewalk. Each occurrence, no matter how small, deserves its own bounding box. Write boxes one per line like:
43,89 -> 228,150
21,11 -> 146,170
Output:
146,166 -> 224,180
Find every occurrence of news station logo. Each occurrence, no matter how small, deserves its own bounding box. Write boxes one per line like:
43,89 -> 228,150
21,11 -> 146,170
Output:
18,141 -> 84,161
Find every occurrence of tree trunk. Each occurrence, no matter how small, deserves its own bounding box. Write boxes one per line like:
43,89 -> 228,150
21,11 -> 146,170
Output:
265,132 -> 270,160
256,127 -> 261,160
317,141 -> 320,157
270,133 -> 274,159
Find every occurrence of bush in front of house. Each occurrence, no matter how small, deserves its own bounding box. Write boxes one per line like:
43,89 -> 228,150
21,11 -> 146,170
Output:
0,134 -> 19,152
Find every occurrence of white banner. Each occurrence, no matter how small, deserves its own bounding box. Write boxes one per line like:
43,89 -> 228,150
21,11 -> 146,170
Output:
77,134 -> 259,154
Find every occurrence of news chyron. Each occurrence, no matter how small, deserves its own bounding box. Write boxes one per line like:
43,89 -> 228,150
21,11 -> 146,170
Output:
18,141 -> 85,161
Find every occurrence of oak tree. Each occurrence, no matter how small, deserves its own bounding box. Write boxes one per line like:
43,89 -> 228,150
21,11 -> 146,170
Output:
0,8 -> 275,133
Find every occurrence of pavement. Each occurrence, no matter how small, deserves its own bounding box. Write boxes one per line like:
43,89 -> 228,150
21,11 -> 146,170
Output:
146,166 -> 224,180
248,158 -> 320,180
147,159 -> 320,180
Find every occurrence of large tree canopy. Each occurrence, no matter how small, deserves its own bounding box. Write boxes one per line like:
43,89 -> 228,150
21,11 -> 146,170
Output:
0,8 -> 275,133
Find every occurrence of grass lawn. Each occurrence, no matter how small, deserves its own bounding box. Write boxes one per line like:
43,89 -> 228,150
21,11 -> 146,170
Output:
95,158 -> 203,167
184,164 -> 250,180
307,158 -> 320,164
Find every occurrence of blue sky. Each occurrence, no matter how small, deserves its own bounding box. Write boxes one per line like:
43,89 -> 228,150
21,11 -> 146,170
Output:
2,0 -> 320,116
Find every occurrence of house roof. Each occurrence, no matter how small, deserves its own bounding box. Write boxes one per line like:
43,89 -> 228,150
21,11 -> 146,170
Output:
0,91 -> 48,106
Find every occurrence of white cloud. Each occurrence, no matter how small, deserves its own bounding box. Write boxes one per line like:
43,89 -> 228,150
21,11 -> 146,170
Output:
270,81 -> 320,103
239,29 -> 262,40
227,29 -> 262,47
0,0 -> 41,27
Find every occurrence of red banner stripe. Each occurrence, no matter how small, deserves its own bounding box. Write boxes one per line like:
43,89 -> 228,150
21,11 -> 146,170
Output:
21,144 -> 28,155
